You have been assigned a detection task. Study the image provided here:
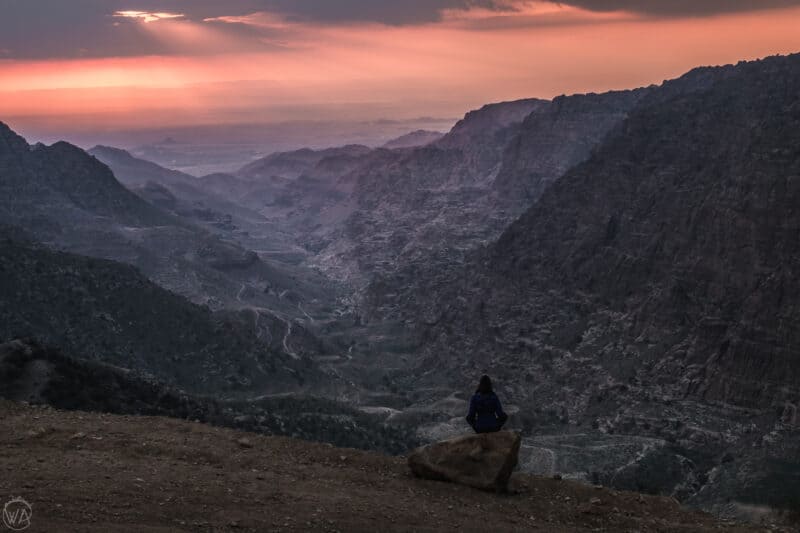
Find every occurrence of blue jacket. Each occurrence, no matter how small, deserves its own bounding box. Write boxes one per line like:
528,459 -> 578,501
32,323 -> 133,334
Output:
466,392 -> 507,433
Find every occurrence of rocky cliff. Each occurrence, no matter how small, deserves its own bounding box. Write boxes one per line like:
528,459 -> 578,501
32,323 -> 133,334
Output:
492,89 -> 646,203
390,53 -> 800,518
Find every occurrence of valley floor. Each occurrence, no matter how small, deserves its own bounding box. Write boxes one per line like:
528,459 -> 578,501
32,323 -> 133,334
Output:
0,401 -> 768,532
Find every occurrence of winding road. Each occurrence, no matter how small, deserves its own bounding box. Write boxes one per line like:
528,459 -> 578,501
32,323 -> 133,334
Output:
237,283 -> 299,360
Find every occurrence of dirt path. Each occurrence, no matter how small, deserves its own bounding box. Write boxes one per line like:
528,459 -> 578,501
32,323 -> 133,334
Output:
236,283 -> 298,360
0,401 -> 767,533
280,319 -> 298,360
297,303 -> 315,324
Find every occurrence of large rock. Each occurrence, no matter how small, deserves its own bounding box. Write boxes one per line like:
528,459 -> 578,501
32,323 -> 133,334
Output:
408,431 -> 521,491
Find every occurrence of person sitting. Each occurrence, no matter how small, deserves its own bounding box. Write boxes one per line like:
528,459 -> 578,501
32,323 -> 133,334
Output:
466,375 -> 508,433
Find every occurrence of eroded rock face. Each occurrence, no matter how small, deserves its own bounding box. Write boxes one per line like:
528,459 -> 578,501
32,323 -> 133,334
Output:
391,52 -> 800,515
408,431 -> 521,491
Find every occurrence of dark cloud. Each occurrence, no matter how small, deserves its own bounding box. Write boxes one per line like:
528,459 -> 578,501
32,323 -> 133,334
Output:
548,0 -> 800,16
257,1 -> 516,24
0,0 -> 514,59
3,0 -> 800,60
2,1 -> 148,59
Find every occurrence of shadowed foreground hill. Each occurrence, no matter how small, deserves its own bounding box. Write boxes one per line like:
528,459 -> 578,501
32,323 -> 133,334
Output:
0,340 -> 416,454
0,400 -> 765,532
0,236 -> 313,395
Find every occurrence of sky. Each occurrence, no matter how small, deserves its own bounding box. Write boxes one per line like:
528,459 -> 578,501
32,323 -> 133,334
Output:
2,0 -> 800,138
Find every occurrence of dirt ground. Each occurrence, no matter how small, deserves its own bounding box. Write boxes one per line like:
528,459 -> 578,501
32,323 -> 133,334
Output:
0,400 -> 777,532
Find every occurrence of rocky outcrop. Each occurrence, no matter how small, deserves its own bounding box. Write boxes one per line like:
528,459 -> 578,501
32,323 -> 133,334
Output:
408,431 -> 521,491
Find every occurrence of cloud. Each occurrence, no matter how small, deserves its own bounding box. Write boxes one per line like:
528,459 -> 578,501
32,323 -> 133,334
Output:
4,0 -> 800,133
3,0 -> 800,60
0,1 -> 284,59
546,0 -> 800,17
114,11 -> 185,23
252,0 -> 518,25
0,0 -> 519,59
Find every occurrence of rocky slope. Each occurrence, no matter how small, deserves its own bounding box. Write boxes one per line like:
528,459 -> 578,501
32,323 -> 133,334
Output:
304,99 -> 548,284
0,399 -> 767,532
297,67 -> 758,289
0,237 -> 316,395
1,124 -> 340,359
88,145 -> 313,267
0,128 -> 171,230
382,130 -> 444,149
383,53 -> 800,520
90,91 -> 646,293
306,91 -> 656,287
492,89 -> 646,203
237,145 -> 373,181
299,90 -> 662,394
87,145 -> 262,228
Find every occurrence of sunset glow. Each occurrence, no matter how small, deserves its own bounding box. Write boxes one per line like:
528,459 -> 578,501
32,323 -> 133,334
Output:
114,11 -> 185,23
2,1 -> 800,133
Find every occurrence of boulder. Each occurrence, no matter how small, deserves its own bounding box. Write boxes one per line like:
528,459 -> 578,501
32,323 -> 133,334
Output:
408,431 -> 521,491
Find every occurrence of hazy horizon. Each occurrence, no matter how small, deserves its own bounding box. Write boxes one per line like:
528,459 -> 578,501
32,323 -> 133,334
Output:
3,0 -> 800,149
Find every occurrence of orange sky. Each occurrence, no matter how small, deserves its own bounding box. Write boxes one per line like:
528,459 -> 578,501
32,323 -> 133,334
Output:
2,2 -> 800,130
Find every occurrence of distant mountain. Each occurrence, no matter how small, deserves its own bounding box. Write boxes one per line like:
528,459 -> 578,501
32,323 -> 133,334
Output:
382,130 -> 444,150
7,126 -> 336,313
237,145 -> 372,181
88,145 -> 194,188
88,145 -> 297,255
167,145 -> 386,261
0,124 -> 172,230
198,171 -> 290,209
389,53 -> 800,517
192,94 -> 649,288
0,125 -> 338,349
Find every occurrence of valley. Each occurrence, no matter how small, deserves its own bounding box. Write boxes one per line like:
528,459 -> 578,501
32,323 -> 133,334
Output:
2,53 -> 800,528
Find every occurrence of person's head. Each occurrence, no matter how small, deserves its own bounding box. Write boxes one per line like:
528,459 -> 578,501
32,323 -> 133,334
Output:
476,375 -> 493,394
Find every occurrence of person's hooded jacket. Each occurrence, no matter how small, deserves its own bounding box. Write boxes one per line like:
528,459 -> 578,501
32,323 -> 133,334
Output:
466,391 -> 507,433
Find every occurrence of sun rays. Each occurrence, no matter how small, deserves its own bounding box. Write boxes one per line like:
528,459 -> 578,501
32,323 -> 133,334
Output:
114,11 -> 185,23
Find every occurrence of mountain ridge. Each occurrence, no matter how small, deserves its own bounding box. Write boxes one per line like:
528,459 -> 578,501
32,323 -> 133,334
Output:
383,51 -> 800,519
